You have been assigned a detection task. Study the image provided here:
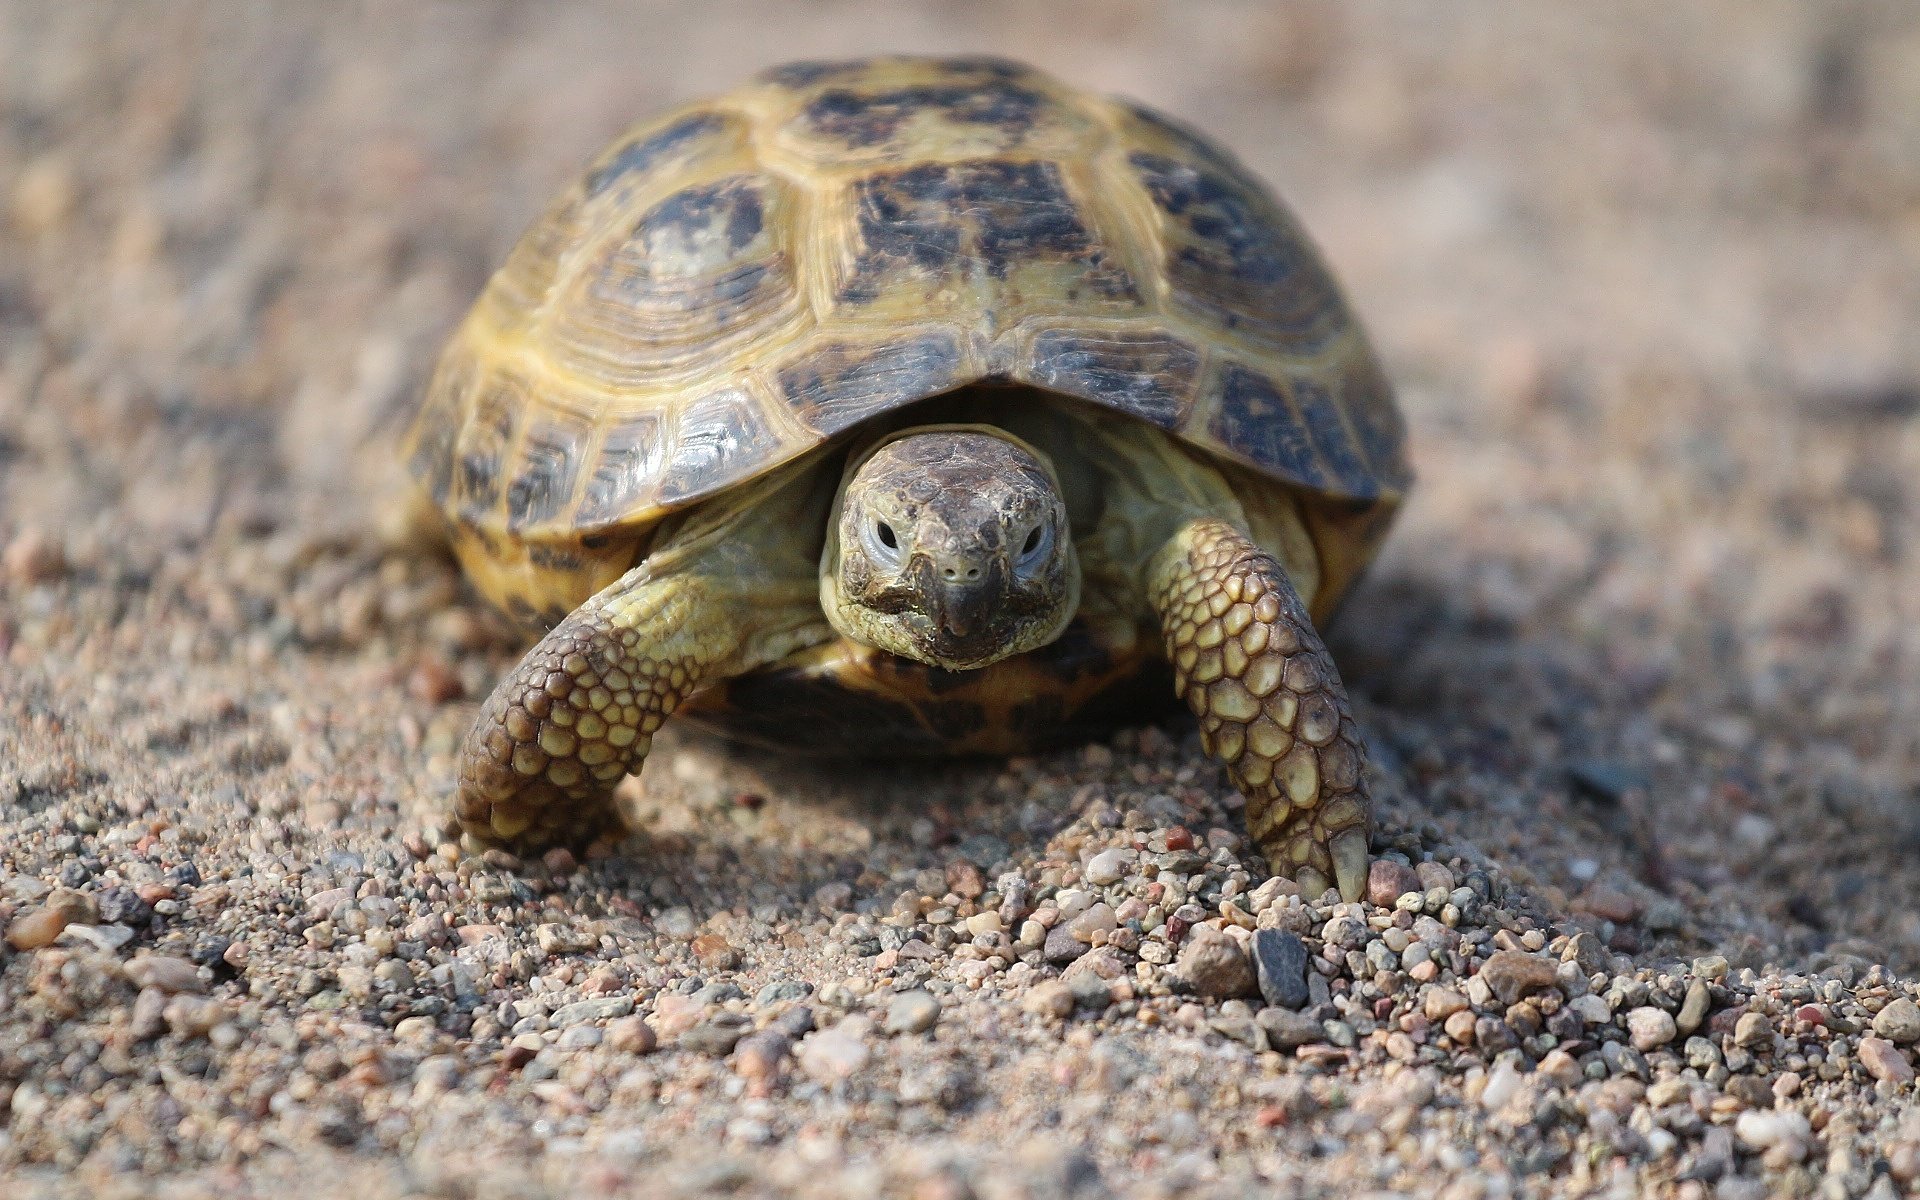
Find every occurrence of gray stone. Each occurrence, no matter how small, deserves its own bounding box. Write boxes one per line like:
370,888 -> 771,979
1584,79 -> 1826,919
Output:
884,989 -> 940,1035
1044,923 -> 1088,965
552,996 -> 634,1026
1478,951 -> 1560,1006
1252,929 -> 1310,1009
1676,978 -> 1711,1035
1255,1006 -> 1325,1050
680,1016 -> 751,1056
1084,849 -> 1132,886
1873,998 -> 1920,1045
1067,970 -> 1114,1010
1176,925 -> 1257,999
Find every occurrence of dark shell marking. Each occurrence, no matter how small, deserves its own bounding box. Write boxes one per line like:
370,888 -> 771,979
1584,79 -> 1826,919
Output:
583,112 -> 730,198
802,81 -> 1047,149
838,160 -> 1136,303
1131,152 -> 1347,351
780,333 -> 963,435
560,175 -> 797,382
1024,328 -> 1202,430
759,60 -> 871,90
577,412 -> 665,528
506,412 -> 590,530
1211,364 -> 1331,494
453,374 -> 526,522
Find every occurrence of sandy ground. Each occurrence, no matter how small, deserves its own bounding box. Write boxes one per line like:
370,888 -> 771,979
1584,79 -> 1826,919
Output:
5,3 -> 1920,1197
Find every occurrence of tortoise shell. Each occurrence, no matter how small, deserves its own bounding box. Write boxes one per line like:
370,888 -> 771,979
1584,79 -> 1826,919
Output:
405,56 -> 1408,631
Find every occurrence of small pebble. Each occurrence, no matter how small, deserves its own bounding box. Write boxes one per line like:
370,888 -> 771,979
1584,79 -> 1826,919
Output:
1873,998 -> 1920,1045
1860,1037 -> 1915,1084
3,529 -> 66,584
1022,981 -> 1075,1020
797,1018 -> 872,1083
1676,978 -> 1711,1035
1478,951 -> 1561,1006
1366,860 -> 1420,907
1084,848 -> 1130,886
692,934 -> 740,970
1176,925 -> 1257,999
885,990 -> 941,1035
1626,1006 -> 1677,1051
1733,1011 -> 1772,1048
1251,929 -> 1309,1009
5,907 -> 71,951
1044,923 -> 1088,965
1068,902 -> 1115,944
732,1032 -> 790,1094
607,1017 -> 657,1055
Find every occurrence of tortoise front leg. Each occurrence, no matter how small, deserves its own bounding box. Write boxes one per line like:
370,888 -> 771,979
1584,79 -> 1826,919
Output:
455,565 -> 735,847
1149,517 -> 1371,901
454,475 -> 833,849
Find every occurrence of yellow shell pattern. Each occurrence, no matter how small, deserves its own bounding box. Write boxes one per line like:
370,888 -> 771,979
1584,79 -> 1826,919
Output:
403,56 -> 1408,631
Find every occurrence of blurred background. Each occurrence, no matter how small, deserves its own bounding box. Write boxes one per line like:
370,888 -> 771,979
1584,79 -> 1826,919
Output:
4,1 -> 1920,964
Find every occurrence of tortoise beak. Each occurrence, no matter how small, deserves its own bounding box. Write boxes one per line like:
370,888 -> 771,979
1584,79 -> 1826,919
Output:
914,558 -> 1004,665
932,576 -> 994,640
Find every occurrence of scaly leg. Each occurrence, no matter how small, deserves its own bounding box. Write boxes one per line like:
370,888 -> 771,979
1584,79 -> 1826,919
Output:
456,567 -> 734,846
1150,517 -> 1370,901
454,466 -> 832,849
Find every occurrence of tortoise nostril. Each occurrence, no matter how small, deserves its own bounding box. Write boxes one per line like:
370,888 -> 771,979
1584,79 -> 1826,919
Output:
938,565 -> 982,582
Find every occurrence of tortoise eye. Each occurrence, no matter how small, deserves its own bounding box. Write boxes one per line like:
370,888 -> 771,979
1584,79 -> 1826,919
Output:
860,516 -> 904,569
1016,523 -> 1051,571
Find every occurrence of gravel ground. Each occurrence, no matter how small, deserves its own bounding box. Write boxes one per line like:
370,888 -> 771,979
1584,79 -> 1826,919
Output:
6,3 -> 1920,1197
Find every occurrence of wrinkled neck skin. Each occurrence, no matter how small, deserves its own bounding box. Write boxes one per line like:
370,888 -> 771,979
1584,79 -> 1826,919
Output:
821,424 -> 1081,672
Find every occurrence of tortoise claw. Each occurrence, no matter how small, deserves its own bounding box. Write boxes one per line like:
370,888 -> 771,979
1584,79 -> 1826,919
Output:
1332,827 -> 1369,904
1294,866 -> 1331,900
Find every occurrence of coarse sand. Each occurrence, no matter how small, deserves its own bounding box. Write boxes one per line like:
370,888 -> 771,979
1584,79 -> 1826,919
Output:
5,4 -> 1920,1197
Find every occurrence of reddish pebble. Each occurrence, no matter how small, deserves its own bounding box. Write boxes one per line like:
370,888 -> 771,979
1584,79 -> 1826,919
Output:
5,906 -> 69,950
1579,885 -> 1642,923
1164,827 -> 1195,851
1796,1004 -> 1827,1027
607,1017 -> 657,1054
732,1031 -> 791,1096
1860,1036 -> 1915,1084
1444,1010 -> 1477,1045
1255,1105 -> 1288,1128
692,933 -> 739,970
3,530 -> 66,584
502,1037 -> 542,1069
944,859 -> 985,899
1367,859 -> 1421,907
408,657 -> 463,704
541,847 -> 578,875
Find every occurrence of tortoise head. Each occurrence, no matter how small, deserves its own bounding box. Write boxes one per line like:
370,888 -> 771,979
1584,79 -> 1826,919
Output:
823,428 -> 1079,671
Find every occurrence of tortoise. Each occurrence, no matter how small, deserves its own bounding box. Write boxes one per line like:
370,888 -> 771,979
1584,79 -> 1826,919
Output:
404,56 -> 1409,901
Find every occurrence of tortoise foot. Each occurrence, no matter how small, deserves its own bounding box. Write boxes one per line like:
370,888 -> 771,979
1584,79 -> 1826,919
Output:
1151,517 -> 1373,901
